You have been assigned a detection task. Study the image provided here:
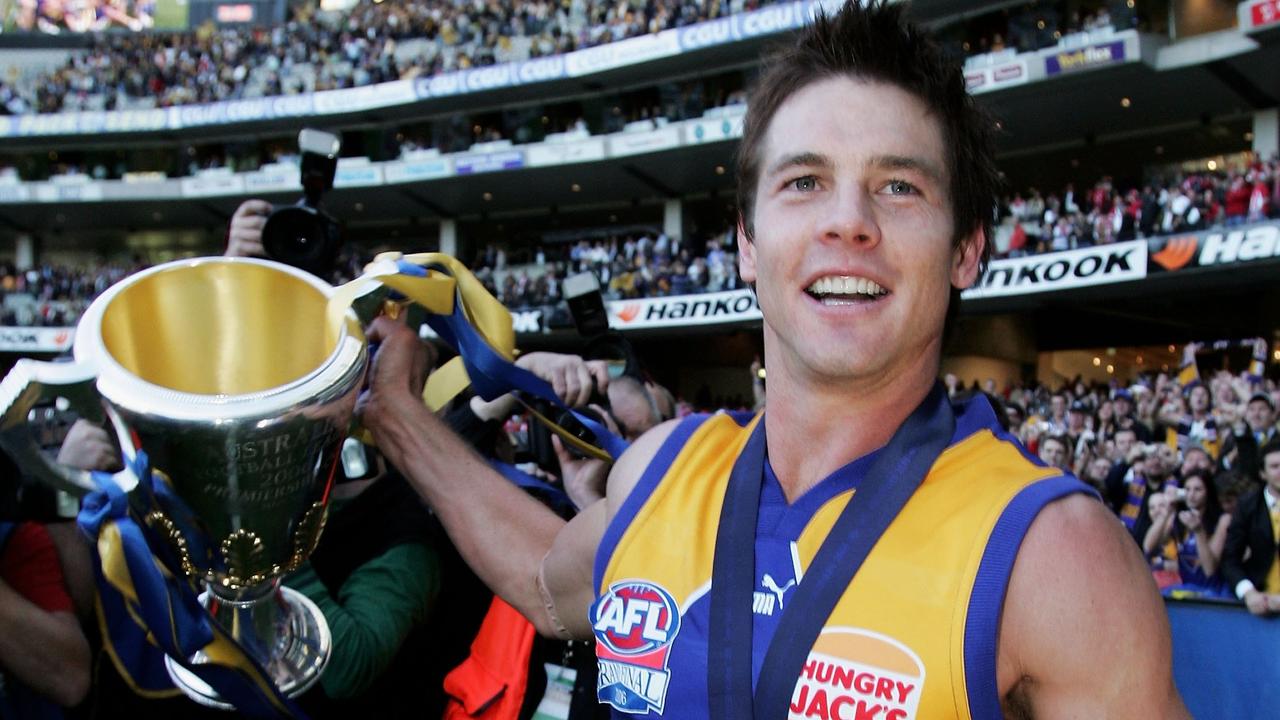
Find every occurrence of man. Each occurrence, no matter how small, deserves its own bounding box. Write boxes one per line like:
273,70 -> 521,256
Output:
1219,392 -> 1278,481
1045,392 -> 1068,435
1222,440 -> 1280,617
362,2 -> 1185,716
1037,434 -> 1070,471
1113,388 -> 1152,441
1177,445 -> 1213,483
1163,383 -> 1218,459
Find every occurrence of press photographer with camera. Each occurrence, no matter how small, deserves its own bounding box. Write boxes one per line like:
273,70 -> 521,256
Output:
225,129 -> 349,282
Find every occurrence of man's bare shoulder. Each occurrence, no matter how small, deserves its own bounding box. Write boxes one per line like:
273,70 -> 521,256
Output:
998,493 -> 1189,718
604,416 -> 685,519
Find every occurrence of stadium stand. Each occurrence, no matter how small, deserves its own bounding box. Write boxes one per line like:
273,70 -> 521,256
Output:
0,0 -> 1278,717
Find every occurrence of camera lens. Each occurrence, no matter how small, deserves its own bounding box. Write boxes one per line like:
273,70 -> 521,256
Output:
261,204 -> 341,277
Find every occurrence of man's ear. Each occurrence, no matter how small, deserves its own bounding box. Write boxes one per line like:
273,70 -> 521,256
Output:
951,227 -> 986,289
737,217 -> 757,284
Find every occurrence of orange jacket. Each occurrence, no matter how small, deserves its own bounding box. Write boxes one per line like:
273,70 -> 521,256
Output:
442,597 -> 537,720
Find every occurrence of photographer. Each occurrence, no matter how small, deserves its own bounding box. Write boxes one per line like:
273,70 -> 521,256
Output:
225,199 -> 273,259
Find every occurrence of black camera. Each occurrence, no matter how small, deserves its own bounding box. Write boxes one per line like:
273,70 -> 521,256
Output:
261,129 -> 343,278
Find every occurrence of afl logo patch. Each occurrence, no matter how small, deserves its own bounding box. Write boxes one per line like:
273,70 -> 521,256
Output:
591,580 -> 681,714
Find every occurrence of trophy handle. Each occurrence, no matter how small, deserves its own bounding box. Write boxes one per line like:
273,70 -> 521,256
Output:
0,359 -> 138,496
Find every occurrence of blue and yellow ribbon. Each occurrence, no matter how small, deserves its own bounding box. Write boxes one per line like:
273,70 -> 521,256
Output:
78,452 -> 305,718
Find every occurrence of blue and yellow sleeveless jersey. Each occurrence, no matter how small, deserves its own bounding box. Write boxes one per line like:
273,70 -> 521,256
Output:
589,396 -> 1095,719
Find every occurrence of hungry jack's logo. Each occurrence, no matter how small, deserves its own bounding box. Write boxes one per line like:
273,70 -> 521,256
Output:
592,580 -> 681,714
1151,235 -> 1198,271
789,628 -> 925,720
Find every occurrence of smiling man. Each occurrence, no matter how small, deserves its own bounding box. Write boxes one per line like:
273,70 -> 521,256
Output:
361,2 -> 1187,717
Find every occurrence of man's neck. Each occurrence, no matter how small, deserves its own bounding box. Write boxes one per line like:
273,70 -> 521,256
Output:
762,346 -> 939,504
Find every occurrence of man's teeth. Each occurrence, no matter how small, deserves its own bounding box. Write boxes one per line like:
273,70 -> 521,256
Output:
806,276 -> 887,298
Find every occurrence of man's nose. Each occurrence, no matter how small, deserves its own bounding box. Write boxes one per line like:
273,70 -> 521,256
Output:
818,184 -> 882,249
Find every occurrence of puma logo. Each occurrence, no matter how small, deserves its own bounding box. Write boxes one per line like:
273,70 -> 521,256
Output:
753,573 -> 797,616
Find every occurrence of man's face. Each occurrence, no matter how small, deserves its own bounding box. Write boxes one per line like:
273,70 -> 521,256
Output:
738,77 -> 980,388
1181,448 -> 1210,477
1263,451 -> 1280,495
1039,438 -> 1067,469
1067,410 -> 1085,431
1114,397 -> 1133,418
1088,457 -> 1111,482
1050,395 -> 1066,418
1246,399 -> 1274,432
1143,444 -> 1176,481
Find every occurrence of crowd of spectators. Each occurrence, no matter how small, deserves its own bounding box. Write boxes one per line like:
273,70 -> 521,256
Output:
0,0 -> 1133,117
470,226 -> 742,311
996,156 -> 1280,257
7,0 -> 771,115
942,2 -> 1137,60
0,261 -> 141,326
955,340 -> 1280,607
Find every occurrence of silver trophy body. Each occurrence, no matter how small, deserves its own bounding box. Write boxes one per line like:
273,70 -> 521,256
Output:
0,257 -> 372,708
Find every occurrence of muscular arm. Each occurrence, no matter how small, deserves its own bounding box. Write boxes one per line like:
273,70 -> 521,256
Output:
362,317 -> 674,639
999,495 -> 1188,719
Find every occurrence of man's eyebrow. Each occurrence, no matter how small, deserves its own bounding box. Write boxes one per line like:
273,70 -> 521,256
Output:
870,154 -> 945,183
765,151 -> 832,177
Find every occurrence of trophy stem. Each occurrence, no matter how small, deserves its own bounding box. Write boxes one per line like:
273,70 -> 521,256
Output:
165,582 -> 331,710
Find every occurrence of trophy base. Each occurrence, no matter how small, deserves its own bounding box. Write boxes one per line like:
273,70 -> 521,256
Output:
165,585 -> 331,710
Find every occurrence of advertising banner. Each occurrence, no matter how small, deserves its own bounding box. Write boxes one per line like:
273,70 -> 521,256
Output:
962,240 -> 1148,299
0,327 -> 75,353
383,158 -> 453,184
244,168 -> 301,194
607,289 -> 761,330
526,139 -> 608,167
455,151 -> 525,175
1240,0 -> 1280,31
683,114 -> 745,145
608,127 -> 681,158
333,165 -> 384,188
180,174 -> 246,198
33,183 -> 104,202
0,185 -> 31,203
674,0 -> 841,52
965,59 -> 1029,93
1147,222 -> 1280,272
1044,39 -> 1126,75
565,32 -> 681,77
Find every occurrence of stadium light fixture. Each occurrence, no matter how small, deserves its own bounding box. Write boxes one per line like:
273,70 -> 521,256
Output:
483,192 -> 493,201
1120,97 -> 1131,108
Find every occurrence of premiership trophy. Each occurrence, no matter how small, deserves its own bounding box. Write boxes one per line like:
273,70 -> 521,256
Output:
0,257 -> 375,708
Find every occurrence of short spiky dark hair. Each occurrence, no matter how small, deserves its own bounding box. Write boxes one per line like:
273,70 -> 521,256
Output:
735,0 -> 999,274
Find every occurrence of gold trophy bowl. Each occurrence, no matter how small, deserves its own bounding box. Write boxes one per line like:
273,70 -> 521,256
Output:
0,256 -> 373,708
